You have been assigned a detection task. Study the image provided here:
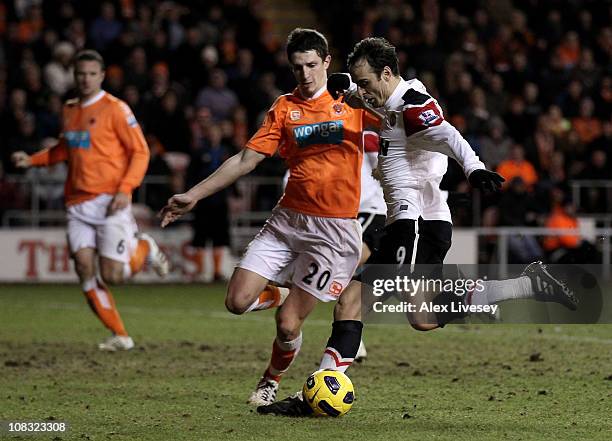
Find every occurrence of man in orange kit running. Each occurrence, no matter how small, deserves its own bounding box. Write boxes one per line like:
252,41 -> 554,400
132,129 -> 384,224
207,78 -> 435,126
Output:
12,50 -> 169,351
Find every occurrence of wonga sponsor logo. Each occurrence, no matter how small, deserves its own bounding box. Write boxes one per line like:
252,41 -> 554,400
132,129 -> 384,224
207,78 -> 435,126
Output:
64,131 -> 91,149
293,120 -> 344,148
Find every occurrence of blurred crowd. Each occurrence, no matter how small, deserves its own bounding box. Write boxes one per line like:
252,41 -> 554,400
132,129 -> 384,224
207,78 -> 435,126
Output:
0,0 -> 611,263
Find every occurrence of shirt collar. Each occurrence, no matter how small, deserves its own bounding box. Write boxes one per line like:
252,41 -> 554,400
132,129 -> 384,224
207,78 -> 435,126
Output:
296,84 -> 327,101
384,78 -> 408,109
81,90 -> 105,107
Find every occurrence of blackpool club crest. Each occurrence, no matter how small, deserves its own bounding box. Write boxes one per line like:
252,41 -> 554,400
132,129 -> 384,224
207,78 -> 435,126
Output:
332,103 -> 345,115
290,110 -> 302,121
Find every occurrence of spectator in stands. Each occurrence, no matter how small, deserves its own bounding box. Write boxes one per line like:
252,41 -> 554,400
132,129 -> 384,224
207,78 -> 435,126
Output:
572,97 -> 603,145
36,93 -> 62,139
89,2 -> 122,52
187,124 -> 233,281
547,105 -> 571,139
542,188 -> 599,263
8,113 -> 40,170
464,87 -> 490,135
124,46 -> 149,93
172,26 -> 204,89
195,68 -> 238,122
555,31 -> 581,70
143,134 -> 174,212
104,65 -> 124,98
523,82 -> 543,122
478,117 -> 512,170
542,190 -> 579,256
503,96 -> 533,143
576,149 -> 612,213
485,74 -> 507,117
122,85 -> 146,123
147,89 -> 191,153
43,41 -> 75,97
559,79 -> 584,118
497,144 -> 538,191
498,177 -> 543,263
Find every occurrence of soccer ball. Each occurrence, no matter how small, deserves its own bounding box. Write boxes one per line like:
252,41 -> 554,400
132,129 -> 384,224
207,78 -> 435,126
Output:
302,370 -> 355,417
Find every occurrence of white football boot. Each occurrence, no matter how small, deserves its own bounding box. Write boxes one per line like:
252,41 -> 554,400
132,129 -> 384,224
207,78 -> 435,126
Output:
355,339 -> 367,362
247,377 -> 279,406
98,335 -> 134,351
138,232 -> 169,277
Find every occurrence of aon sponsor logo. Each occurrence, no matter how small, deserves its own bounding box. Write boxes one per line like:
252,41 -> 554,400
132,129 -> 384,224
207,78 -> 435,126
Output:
293,120 -> 344,147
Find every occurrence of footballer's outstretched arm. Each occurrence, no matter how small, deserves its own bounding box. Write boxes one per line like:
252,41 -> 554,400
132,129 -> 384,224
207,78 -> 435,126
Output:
160,147 -> 265,227
12,138 -> 69,169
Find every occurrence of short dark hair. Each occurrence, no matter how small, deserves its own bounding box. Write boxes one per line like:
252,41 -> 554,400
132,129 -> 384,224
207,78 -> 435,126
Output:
347,37 -> 399,77
73,49 -> 105,69
286,28 -> 329,60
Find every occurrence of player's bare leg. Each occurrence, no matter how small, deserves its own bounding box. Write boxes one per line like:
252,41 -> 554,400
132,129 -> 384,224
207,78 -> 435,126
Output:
73,247 -> 96,284
225,268 -> 270,314
249,286 -> 317,406
334,280 -> 362,322
354,244 -> 371,360
99,257 -> 125,285
74,249 -> 133,351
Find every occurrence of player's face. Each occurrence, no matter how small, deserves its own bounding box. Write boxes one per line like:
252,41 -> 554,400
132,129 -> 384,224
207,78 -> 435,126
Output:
289,50 -> 331,99
74,60 -> 105,99
350,59 -> 394,108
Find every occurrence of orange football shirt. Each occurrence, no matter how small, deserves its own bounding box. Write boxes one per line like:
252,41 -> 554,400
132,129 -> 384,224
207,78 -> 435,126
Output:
247,89 -> 378,218
30,91 -> 150,206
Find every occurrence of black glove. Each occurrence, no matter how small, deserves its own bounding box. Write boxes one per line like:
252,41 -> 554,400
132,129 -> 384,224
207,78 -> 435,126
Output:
327,73 -> 352,99
468,169 -> 505,193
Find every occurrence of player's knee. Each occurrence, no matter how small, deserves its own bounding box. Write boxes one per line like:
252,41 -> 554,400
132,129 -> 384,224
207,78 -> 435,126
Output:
224,293 -> 247,315
100,266 -> 124,285
275,313 -> 302,341
334,300 -> 359,321
74,259 -> 95,281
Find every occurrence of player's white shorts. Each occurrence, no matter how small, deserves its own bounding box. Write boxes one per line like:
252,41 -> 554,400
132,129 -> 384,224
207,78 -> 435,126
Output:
66,194 -> 138,263
238,206 -> 362,302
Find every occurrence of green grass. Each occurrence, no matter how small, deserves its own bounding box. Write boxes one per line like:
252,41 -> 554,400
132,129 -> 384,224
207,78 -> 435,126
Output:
0,284 -> 611,440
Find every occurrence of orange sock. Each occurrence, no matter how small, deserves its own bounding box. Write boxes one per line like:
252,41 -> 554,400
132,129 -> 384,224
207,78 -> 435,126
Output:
246,285 -> 283,312
83,278 -> 128,336
212,247 -> 223,278
129,239 -> 150,275
264,333 -> 303,383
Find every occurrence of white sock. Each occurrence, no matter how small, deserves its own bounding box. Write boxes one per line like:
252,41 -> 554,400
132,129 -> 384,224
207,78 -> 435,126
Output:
468,276 -> 533,306
82,277 -> 96,292
123,263 -> 132,279
276,332 -> 303,351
